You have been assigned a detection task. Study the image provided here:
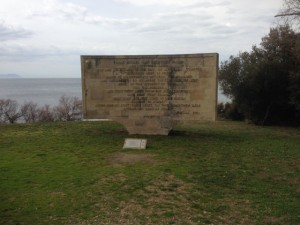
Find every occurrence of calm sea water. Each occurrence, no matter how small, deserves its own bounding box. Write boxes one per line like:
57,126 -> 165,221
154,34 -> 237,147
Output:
0,78 -> 82,106
0,78 -> 229,107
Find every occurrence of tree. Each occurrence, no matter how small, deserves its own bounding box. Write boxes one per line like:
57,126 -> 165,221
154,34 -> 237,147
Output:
219,25 -> 300,125
0,99 -> 5,123
276,0 -> 300,18
20,101 -> 39,123
0,99 -> 21,124
288,29 -> 300,112
217,102 -> 244,121
37,104 -> 55,122
276,0 -> 300,29
217,102 -> 225,118
53,95 -> 82,121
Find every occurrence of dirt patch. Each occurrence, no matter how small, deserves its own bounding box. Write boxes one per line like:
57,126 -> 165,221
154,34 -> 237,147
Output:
101,174 -> 199,225
107,152 -> 157,166
212,198 -> 255,225
263,216 -> 286,224
68,174 -> 258,225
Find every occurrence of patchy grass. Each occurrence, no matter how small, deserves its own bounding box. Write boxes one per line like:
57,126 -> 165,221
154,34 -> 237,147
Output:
107,152 -> 157,167
0,121 -> 299,225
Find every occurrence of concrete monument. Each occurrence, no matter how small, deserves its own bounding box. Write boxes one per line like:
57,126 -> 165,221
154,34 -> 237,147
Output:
81,54 -> 218,135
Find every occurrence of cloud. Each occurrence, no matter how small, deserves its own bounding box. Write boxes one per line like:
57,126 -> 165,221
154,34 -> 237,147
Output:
0,0 -> 283,78
126,8 -> 238,40
23,0 -> 238,39
25,0 -> 140,27
82,16 -> 139,27
0,40 -> 123,62
0,21 -> 33,41
0,42 -> 79,61
117,0 -> 201,6
26,1 -> 87,22
117,0 -> 231,8
1,0 -> 240,60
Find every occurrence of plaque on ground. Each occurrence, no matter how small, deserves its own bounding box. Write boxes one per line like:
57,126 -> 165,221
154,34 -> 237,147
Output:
123,138 -> 147,149
81,54 -> 218,135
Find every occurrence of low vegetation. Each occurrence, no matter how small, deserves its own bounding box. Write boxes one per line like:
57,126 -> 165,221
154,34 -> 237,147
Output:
0,95 -> 82,124
0,121 -> 299,225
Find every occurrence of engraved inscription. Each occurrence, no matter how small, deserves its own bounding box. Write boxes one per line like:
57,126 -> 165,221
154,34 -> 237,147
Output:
81,54 -> 218,135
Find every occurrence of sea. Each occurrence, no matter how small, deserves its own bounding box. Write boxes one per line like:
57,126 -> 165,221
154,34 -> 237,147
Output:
0,78 -> 82,107
0,78 -> 229,107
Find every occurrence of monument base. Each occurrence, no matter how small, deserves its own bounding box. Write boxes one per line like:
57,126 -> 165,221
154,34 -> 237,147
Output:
115,117 -> 177,135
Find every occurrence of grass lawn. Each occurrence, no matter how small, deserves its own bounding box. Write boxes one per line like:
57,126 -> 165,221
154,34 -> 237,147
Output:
0,121 -> 299,225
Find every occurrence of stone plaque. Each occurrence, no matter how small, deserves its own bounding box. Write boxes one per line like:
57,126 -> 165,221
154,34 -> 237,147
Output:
81,54 -> 218,135
123,138 -> 147,149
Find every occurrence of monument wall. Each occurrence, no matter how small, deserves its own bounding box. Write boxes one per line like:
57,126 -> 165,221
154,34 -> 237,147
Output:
81,54 -> 218,135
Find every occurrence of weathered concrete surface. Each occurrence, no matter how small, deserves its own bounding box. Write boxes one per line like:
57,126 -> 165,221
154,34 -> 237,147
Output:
81,54 -> 218,135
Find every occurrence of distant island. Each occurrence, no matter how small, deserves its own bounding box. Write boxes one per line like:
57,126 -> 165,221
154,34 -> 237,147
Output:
0,74 -> 22,79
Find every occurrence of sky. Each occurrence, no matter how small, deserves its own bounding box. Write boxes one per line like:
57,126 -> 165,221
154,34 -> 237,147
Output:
0,0 -> 283,78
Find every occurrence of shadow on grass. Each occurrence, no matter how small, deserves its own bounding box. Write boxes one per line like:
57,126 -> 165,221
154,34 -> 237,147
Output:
81,121 -> 244,145
169,129 -> 244,143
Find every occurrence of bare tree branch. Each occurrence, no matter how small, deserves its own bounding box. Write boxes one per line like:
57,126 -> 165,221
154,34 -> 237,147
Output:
276,0 -> 300,29
21,101 -> 39,123
275,12 -> 300,17
53,95 -> 82,121
0,99 -> 21,124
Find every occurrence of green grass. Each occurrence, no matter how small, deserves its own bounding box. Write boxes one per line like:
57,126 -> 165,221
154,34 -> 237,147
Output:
0,121 -> 299,225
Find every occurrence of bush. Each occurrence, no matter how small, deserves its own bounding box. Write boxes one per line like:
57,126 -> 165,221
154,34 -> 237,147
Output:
217,102 -> 244,121
0,99 -> 21,124
0,96 -> 82,124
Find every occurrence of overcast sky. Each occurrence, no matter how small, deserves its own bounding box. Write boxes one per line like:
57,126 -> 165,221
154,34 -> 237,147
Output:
1,0 -> 283,78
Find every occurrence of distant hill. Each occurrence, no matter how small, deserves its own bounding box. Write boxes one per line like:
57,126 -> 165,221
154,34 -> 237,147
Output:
0,74 -> 22,79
